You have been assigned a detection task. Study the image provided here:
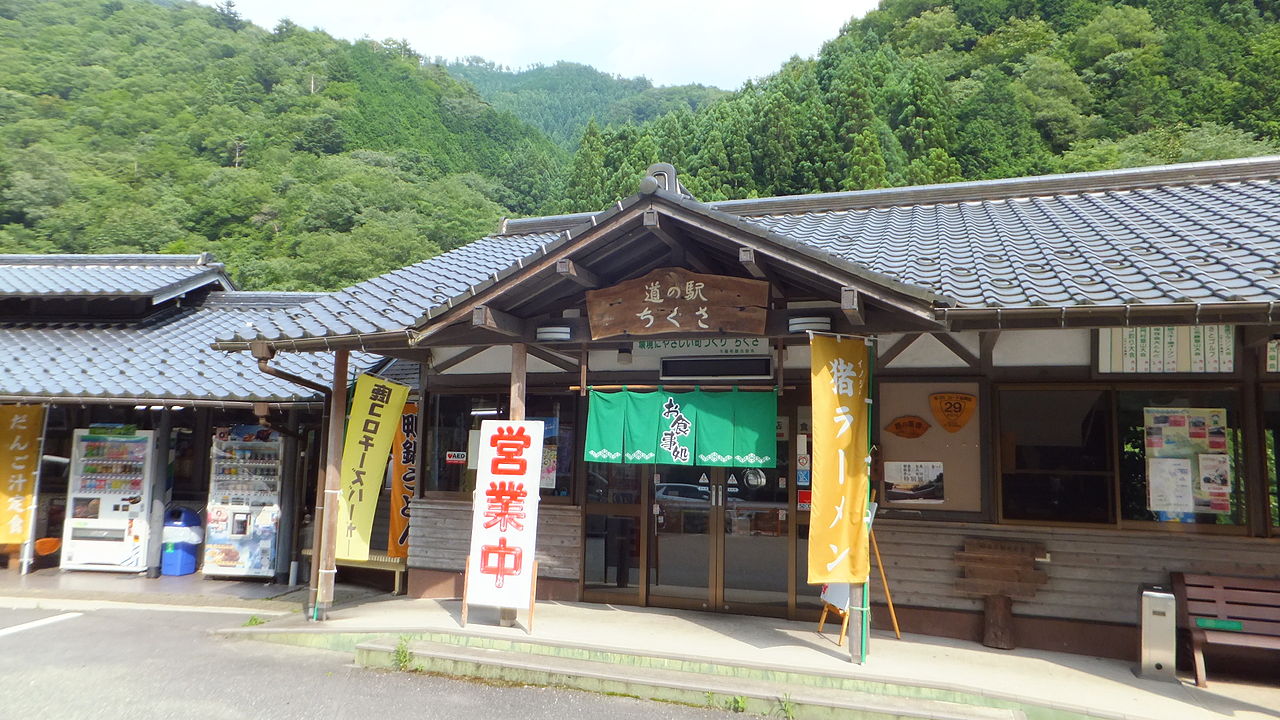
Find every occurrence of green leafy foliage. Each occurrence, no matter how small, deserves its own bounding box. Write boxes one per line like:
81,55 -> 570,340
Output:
0,0 -> 562,289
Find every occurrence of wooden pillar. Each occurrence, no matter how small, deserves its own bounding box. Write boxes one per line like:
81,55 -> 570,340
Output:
510,343 -> 527,421
315,349 -> 349,620
145,408 -> 171,579
500,343 -> 527,626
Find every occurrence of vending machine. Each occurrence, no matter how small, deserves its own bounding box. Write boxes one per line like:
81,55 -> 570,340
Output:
203,426 -> 281,577
61,428 -> 155,572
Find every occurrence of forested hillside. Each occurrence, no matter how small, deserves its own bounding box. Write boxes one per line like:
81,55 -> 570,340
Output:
3,0 -> 1280,291
0,0 -> 564,290
444,59 -> 728,149
556,0 -> 1280,210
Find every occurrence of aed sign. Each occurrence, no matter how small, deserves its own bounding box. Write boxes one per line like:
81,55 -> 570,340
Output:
445,451 -> 467,465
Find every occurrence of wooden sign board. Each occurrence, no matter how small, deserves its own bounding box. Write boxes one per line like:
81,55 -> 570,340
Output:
585,267 -> 769,341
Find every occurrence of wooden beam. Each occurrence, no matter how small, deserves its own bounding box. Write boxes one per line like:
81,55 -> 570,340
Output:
556,258 -> 600,289
431,345 -> 489,373
471,305 -> 525,337
841,287 -> 865,326
933,332 -> 980,368
528,344 -> 579,373
878,333 -> 920,367
979,330 -> 1001,373
738,247 -> 785,302
644,207 -> 713,273
510,343 -> 527,421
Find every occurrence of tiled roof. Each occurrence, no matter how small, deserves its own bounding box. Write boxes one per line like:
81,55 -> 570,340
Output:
0,254 -> 229,301
0,292 -> 344,402
222,157 -> 1280,345
217,234 -> 557,343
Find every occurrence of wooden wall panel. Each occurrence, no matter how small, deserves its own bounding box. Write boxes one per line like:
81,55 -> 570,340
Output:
408,499 -> 582,581
871,520 -> 1280,625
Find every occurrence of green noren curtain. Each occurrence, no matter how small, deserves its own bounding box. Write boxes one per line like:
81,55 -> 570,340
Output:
694,390 -> 735,466
624,391 -> 663,463
732,390 -> 777,468
584,389 -> 776,468
584,390 -> 624,463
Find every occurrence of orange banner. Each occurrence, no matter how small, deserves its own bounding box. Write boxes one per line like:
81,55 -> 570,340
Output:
807,335 -> 871,585
387,402 -> 417,559
1,405 -> 45,545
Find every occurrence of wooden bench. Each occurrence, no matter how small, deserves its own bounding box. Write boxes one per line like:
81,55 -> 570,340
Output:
1172,572 -> 1280,687
300,548 -> 407,595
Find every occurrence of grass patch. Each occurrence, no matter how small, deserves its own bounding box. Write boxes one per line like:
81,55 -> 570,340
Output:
242,615 -> 266,627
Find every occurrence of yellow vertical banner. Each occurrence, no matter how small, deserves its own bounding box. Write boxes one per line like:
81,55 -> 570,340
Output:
807,335 -> 871,585
387,402 -> 418,559
338,375 -> 410,561
1,405 -> 45,545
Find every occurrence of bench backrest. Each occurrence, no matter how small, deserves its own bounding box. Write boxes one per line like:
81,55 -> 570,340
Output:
1173,572 -> 1280,638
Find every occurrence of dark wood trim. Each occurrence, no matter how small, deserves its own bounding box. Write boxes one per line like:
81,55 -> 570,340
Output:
556,258 -> 600,289
841,287 -> 865,326
527,344 -> 579,373
643,208 -> 714,273
933,332 -> 980,368
878,333 -> 921,367
472,305 -> 525,337
430,345 -> 488,373
1241,344 -> 1269,537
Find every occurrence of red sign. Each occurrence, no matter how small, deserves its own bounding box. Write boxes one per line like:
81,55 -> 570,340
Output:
798,489 -> 812,511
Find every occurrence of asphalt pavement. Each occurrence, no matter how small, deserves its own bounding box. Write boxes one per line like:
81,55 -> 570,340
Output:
0,605 -> 743,720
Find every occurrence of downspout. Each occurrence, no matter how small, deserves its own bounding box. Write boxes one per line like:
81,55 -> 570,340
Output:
250,340 -> 332,618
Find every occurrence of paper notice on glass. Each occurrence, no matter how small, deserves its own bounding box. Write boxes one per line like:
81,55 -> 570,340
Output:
1147,458 -> 1194,513
1195,453 -> 1232,514
884,461 -> 944,503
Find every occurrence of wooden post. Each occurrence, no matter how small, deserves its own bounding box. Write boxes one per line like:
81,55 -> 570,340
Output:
461,554 -> 470,627
499,343 -> 527,628
315,349 -> 349,621
984,594 -> 1015,650
527,560 -> 539,634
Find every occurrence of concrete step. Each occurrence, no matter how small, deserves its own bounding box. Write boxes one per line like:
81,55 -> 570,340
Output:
356,636 -> 1032,720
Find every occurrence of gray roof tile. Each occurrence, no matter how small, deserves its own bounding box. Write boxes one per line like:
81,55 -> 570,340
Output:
0,254 -> 229,300
227,159 -> 1280,343
0,292 -> 364,402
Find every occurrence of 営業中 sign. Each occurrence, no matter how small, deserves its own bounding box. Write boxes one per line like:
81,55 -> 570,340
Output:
465,419 -> 545,609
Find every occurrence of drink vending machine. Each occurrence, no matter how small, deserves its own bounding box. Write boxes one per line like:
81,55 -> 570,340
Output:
61,428 -> 155,572
203,426 -> 281,577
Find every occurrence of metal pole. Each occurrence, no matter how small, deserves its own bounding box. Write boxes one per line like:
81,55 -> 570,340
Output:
275,408 -> 299,584
315,350 -> 349,621
145,408 -> 171,579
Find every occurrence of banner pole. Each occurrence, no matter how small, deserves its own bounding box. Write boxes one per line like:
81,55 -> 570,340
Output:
860,337 -> 876,662
20,404 -> 49,576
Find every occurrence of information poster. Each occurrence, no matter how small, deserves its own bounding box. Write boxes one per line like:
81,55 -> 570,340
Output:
1099,325 -> 1234,373
883,461 -> 944,503
1143,407 -> 1230,515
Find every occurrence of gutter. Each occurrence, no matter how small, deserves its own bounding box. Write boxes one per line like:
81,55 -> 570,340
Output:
939,301 -> 1280,329
250,340 -> 330,396
0,395 -> 322,410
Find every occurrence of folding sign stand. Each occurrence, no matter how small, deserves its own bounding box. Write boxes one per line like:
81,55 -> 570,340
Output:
461,556 -> 538,635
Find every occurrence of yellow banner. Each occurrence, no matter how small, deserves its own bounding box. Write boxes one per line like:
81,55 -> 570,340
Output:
337,375 -> 410,561
387,402 -> 418,559
807,335 -> 871,585
1,405 -> 45,545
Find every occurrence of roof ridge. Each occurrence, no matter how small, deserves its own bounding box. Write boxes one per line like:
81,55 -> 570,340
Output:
501,156 -> 1280,233
0,254 -> 216,267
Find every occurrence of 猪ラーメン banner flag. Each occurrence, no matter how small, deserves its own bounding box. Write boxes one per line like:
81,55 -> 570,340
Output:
0,405 -> 45,545
337,375 -> 410,562
807,335 -> 872,585
387,402 -> 418,559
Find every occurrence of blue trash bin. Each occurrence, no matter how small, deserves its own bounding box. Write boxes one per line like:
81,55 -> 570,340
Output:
160,507 -> 203,576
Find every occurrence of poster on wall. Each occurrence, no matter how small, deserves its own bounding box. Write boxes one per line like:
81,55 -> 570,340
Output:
1142,407 -> 1230,515
883,461 -> 944,503
1147,458 -> 1194,513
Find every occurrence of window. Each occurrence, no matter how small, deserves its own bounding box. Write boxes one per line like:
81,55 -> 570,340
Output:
1116,389 -> 1244,528
998,388 -> 1113,523
1266,389 -> 1280,529
425,393 -> 577,498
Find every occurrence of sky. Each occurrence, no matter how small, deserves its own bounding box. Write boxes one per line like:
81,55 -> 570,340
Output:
206,1 -> 882,89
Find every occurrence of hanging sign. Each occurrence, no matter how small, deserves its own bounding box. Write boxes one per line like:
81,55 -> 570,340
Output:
387,403 -> 418,559
465,419 -> 545,609
0,405 -> 45,544
1267,340 -> 1279,373
807,335 -> 872,585
929,393 -> 976,433
584,267 -> 769,340
337,375 -> 410,561
1099,325 -> 1234,373
584,389 -> 776,467
884,415 -> 930,439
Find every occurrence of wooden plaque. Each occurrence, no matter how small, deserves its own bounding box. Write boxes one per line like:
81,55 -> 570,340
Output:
585,267 -> 769,340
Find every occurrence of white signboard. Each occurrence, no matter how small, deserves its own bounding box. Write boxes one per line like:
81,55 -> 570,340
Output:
632,338 -> 769,356
1147,458 -> 1194,513
465,419 -> 545,609
1267,340 -> 1279,373
1098,325 -> 1234,374
884,461 -> 944,504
